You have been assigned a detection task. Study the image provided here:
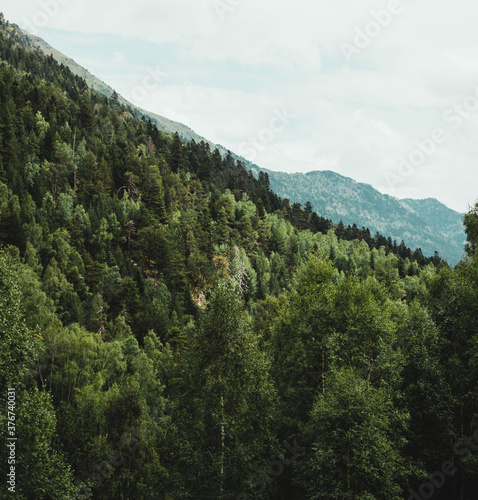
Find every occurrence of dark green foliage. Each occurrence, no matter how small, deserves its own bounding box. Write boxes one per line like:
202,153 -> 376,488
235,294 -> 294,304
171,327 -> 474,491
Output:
0,16 -> 477,500
464,202 -> 478,256
297,369 -> 410,500
170,278 -> 278,499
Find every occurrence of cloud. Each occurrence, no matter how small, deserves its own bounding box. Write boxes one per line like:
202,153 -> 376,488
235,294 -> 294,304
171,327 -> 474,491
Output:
112,51 -> 126,64
2,0 -> 478,212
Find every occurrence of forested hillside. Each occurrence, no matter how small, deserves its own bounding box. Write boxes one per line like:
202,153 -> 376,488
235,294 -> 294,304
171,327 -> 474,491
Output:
259,169 -> 465,265
0,15 -> 478,500
12,18 -> 464,266
15,23 -> 236,158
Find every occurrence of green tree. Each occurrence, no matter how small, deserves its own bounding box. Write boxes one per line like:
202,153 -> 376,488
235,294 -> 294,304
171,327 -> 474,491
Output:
0,251 -> 81,498
16,388 -> 81,499
297,369 -> 410,500
170,132 -> 184,173
0,249 -> 41,391
171,277 -> 278,499
464,201 -> 478,256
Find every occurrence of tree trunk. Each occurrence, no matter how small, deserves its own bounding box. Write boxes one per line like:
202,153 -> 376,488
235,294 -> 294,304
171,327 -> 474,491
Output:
220,393 -> 225,494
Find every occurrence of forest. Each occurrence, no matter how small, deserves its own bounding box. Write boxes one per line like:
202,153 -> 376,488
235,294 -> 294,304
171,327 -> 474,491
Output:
0,16 -> 477,499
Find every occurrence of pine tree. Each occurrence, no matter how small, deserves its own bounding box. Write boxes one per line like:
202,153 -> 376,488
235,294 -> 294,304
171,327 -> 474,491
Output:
170,132 -> 183,173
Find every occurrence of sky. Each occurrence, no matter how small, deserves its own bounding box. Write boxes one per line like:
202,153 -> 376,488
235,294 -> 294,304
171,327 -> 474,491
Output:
2,0 -> 478,213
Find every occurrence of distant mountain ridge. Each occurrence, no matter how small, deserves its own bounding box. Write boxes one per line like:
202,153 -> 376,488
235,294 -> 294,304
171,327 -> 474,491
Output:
256,169 -> 465,265
7,21 -> 466,264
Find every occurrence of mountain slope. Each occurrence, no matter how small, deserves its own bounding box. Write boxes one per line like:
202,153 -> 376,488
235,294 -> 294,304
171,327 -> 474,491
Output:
258,169 -> 465,265
403,197 -> 465,247
21,29 -> 233,154
3,15 -> 478,500
13,22 -> 465,264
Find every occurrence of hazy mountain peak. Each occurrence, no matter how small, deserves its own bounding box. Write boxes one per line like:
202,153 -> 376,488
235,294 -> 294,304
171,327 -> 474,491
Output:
260,168 -> 465,264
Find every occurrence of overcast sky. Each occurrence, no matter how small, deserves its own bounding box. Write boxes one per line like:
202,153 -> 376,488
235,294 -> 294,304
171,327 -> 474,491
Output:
3,0 -> 478,212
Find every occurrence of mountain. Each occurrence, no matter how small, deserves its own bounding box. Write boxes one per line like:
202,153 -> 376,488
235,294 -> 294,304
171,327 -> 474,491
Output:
256,169 -> 465,265
3,14 -> 478,500
402,197 -> 466,248
20,28 -> 233,155
11,20 -> 465,264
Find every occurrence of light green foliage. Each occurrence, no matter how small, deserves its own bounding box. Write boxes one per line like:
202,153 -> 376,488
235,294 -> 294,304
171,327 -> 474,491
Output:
55,193 -> 74,223
16,388 -> 82,499
0,250 -> 42,389
35,110 -> 50,139
0,252 -> 80,498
